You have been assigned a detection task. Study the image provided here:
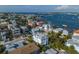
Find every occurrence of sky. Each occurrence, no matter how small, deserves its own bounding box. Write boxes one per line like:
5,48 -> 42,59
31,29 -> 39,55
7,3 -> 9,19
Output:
0,5 -> 79,12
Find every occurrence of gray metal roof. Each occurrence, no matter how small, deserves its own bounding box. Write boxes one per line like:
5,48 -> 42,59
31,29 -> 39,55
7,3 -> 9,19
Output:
45,48 -> 57,54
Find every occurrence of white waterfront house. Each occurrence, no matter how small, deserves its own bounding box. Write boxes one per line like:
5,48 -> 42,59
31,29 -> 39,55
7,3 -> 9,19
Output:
32,28 -> 48,45
53,28 -> 69,36
65,30 -> 79,52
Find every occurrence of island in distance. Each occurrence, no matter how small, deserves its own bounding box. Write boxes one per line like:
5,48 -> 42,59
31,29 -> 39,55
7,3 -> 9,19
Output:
0,12 -> 79,54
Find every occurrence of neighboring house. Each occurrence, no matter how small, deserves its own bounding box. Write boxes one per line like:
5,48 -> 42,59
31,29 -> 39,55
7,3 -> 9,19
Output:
32,23 -> 52,33
28,20 -> 34,27
0,19 -> 8,26
27,15 -> 33,20
0,31 -> 8,42
27,17 -> 36,27
53,28 -> 63,33
31,28 -> 40,34
36,21 -> 44,26
0,20 -> 9,31
10,20 -> 17,26
4,38 -> 26,52
45,48 -> 57,54
65,29 -> 79,52
20,26 -> 29,34
8,43 -> 40,54
9,20 -> 21,36
11,27 -> 21,36
0,19 -> 4,22
0,22 -> 8,27
53,28 -> 69,35
42,24 -> 52,32
73,30 -> 79,36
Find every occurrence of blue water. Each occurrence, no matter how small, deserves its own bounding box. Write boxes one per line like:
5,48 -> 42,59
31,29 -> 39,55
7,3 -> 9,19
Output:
41,13 -> 79,30
4,12 -> 79,31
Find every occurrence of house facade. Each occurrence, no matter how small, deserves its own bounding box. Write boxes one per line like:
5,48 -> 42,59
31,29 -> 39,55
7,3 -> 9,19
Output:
32,28 -> 48,45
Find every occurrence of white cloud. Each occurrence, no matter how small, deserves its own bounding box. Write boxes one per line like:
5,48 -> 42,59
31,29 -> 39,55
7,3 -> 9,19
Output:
55,5 -> 69,10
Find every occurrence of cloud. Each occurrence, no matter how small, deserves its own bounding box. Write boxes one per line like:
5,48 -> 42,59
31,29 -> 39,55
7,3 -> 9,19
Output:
55,5 -> 69,10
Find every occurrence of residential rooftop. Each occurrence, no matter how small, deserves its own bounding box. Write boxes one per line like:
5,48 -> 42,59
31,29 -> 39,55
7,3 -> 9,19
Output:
8,43 -> 40,54
74,29 -> 79,34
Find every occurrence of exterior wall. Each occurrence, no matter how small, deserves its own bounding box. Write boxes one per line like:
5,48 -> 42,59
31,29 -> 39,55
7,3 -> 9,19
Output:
73,33 -> 79,36
33,35 -> 42,44
0,32 -> 7,41
32,34 -> 48,45
11,28 -> 21,36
